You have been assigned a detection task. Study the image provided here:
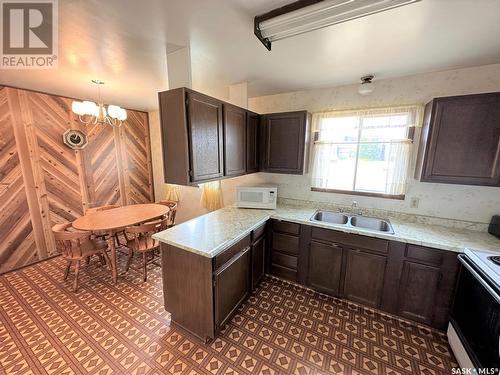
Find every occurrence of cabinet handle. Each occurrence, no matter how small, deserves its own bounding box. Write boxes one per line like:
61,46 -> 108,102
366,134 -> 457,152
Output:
330,243 -> 341,248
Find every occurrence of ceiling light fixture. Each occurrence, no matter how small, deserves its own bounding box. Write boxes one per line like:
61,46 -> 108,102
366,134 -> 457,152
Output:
358,75 -> 375,95
72,80 -> 127,127
254,0 -> 421,50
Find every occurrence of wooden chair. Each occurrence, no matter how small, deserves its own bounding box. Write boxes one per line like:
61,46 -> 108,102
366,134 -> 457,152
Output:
158,200 -> 177,228
124,217 -> 169,282
52,223 -> 110,292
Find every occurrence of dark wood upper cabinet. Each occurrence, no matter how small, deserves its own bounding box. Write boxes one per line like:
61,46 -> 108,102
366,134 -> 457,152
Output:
159,88 -> 190,185
159,88 -> 312,184
223,104 -> 246,177
246,112 -> 260,173
188,92 -> 224,183
416,92 -> 500,186
262,111 -> 310,174
159,88 -> 223,185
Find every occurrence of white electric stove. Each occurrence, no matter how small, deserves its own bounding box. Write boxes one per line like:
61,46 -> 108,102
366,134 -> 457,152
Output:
465,248 -> 500,287
448,248 -> 500,372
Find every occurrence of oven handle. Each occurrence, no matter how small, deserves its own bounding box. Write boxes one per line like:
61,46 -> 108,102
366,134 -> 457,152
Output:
458,254 -> 500,304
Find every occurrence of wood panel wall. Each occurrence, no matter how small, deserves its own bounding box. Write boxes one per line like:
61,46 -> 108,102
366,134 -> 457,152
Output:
0,85 -> 154,273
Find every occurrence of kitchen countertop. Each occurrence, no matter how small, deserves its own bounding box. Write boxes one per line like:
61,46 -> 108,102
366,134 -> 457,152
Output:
153,204 -> 500,258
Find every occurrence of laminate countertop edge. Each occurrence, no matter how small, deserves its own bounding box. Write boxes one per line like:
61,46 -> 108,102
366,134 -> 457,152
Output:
153,205 -> 500,258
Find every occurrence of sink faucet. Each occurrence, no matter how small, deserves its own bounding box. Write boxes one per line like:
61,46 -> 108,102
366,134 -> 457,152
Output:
351,201 -> 365,216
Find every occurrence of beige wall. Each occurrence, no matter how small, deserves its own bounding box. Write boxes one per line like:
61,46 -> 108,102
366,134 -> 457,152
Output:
249,63 -> 500,224
148,110 -> 267,223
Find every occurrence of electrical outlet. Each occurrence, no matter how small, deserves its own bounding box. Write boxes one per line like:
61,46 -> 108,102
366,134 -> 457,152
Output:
410,197 -> 420,209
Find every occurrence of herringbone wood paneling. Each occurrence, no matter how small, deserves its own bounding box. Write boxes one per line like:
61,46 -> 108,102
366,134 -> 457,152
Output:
87,122 -> 123,207
0,88 -> 37,273
28,92 -> 85,224
0,86 -> 154,274
122,111 -> 154,205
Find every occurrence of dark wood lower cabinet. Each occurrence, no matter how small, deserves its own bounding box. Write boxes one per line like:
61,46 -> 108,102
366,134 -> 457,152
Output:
306,240 -> 343,296
214,247 -> 251,331
251,234 -> 265,290
162,219 -> 459,344
392,245 -> 459,329
342,249 -> 387,308
299,222 -> 458,330
396,261 -> 441,325
269,220 -> 301,282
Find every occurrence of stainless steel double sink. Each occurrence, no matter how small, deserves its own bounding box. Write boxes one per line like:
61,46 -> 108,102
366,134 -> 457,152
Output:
310,210 -> 394,234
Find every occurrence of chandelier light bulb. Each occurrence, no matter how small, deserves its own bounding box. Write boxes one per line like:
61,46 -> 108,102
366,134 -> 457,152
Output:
71,80 -> 127,127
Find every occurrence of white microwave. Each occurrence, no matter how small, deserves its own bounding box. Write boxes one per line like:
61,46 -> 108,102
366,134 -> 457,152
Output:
236,185 -> 277,209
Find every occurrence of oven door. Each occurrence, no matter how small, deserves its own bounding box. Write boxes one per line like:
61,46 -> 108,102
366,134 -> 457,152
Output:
450,254 -> 500,370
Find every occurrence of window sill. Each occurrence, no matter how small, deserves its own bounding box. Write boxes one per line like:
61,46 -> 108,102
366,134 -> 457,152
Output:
311,187 -> 405,200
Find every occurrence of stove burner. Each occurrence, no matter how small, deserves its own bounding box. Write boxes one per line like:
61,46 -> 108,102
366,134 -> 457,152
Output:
488,256 -> 500,266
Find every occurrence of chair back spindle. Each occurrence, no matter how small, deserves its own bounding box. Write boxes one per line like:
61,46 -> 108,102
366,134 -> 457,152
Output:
158,200 -> 177,227
53,223 -> 93,259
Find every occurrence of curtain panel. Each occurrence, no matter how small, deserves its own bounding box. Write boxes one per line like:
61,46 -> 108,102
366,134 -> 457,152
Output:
311,105 -> 423,197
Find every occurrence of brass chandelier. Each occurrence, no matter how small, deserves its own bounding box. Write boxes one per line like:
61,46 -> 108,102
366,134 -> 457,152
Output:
71,80 -> 127,127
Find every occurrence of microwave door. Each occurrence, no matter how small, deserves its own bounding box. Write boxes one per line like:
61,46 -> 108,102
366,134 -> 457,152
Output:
240,190 -> 264,204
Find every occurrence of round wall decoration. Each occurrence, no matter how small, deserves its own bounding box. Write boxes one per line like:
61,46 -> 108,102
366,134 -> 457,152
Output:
62,129 -> 88,150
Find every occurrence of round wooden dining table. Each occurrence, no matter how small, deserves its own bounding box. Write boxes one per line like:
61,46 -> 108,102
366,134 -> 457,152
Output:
72,203 -> 169,284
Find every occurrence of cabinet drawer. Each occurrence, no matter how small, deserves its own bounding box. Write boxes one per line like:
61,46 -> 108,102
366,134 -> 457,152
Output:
405,245 -> 443,266
311,227 -> 388,254
271,264 -> 297,282
272,251 -> 298,270
272,232 -> 299,255
214,235 -> 251,270
252,223 -> 266,242
273,221 -> 300,235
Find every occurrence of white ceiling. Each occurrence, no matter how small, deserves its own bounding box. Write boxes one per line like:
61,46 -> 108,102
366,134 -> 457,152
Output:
1,0 -> 500,111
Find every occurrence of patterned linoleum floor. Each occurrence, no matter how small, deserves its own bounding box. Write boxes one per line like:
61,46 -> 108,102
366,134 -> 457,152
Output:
0,255 -> 458,375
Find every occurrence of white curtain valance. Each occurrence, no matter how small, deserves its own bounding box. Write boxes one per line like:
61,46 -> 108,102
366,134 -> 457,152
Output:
312,105 -> 423,132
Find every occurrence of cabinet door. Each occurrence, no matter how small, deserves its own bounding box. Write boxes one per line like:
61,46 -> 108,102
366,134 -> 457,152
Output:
246,112 -> 260,173
223,104 -> 246,177
343,249 -> 387,307
251,236 -> 265,290
396,261 -> 440,325
214,247 -> 250,330
262,111 -> 308,174
187,92 -> 224,183
421,93 -> 500,186
307,241 -> 343,296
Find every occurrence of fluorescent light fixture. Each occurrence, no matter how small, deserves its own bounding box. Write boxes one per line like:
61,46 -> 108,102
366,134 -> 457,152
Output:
255,0 -> 421,50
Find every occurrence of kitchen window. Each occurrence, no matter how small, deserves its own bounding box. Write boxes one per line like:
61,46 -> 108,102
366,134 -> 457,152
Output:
311,106 -> 420,199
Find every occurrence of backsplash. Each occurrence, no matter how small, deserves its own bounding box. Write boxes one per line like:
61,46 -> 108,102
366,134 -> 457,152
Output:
278,198 -> 489,232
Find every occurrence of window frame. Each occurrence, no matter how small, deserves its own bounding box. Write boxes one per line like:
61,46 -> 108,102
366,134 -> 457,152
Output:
309,106 -> 418,199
